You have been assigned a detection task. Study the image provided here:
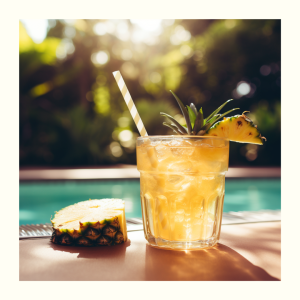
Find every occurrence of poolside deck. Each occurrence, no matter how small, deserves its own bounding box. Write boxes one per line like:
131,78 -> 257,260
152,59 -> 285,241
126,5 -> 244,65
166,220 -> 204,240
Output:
19,166 -> 281,180
19,221 -> 281,281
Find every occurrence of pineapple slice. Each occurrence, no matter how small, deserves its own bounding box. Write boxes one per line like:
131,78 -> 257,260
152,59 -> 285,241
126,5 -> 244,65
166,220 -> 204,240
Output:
205,113 -> 266,145
51,199 -> 127,246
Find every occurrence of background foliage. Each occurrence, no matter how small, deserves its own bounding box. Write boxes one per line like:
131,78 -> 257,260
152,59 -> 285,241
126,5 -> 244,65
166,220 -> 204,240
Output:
19,19 -> 281,167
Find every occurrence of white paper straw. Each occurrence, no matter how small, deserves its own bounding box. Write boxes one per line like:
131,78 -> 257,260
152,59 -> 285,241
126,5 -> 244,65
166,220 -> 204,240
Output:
113,71 -> 148,137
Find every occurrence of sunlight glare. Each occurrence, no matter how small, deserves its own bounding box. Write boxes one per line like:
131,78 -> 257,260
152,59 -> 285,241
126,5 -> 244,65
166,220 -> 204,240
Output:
131,29 -> 146,43
116,21 -> 130,41
130,19 -> 162,32
170,25 -> 191,45
91,51 -> 109,65
93,22 -> 107,36
236,81 -> 251,96
56,39 -> 75,59
64,19 -> 76,25
119,130 -> 133,142
130,19 -> 162,44
64,26 -> 76,39
162,19 -> 175,27
21,19 -> 48,44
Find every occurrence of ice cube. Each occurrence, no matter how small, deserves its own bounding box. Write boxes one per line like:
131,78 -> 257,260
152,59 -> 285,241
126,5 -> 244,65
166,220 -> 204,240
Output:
167,175 -> 183,184
167,160 -> 192,172
154,144 -> 172,162
166,174 -> 192,192
171,147 -> 194,157
167,140 -> 182,147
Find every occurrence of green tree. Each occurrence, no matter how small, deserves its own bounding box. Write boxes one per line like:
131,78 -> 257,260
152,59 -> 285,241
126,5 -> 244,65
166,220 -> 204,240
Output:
19,19 -> 280,167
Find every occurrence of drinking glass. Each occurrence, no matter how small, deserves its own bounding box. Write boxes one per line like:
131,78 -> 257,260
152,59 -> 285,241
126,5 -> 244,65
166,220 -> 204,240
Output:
136,136 -> 229,250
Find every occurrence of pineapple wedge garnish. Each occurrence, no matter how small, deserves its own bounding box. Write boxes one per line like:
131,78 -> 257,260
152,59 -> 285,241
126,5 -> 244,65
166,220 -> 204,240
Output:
51,199 -> 127,246
206,112 -> 266,145
161,91 -> 266,144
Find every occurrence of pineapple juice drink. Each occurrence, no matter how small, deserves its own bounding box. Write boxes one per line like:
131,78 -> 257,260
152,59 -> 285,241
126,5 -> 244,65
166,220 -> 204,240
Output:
137,136 -> 229,250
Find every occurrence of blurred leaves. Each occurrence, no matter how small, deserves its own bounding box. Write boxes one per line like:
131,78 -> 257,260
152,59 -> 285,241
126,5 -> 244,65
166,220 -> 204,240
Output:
135,100 -> 180,135
19,19 -> 281,167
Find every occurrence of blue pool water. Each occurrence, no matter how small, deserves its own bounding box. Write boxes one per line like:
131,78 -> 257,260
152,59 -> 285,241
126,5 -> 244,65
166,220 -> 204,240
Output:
19,179 -> 281,225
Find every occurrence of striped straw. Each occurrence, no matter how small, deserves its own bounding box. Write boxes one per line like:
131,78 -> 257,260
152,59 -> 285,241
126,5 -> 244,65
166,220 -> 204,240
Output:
113,71 -> 148,137
113,71 -> 158,168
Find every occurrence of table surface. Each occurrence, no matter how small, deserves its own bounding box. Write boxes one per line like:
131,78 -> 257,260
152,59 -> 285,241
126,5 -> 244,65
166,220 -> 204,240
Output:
19,221 -> 281,281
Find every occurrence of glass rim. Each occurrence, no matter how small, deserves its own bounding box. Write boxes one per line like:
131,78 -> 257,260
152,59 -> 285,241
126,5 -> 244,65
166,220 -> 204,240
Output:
136,135 -> 229,141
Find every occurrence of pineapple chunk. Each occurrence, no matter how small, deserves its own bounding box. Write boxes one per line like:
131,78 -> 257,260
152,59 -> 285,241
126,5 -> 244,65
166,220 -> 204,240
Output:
51,199 -> 127,246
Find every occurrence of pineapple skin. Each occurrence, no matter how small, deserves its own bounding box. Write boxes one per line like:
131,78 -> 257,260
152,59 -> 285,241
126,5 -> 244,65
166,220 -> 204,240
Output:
51,216 -> 126,246
205,114 -> 266,145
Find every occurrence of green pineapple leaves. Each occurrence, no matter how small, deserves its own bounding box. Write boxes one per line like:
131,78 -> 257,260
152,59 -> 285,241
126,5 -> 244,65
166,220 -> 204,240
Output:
160,112 -> 187,134
193,107 -> 204,134
187,106 -> 197,129
161,91 -> 239,136
190,103 -> 198,117
205,99 -> 233,124
208,108 -> 240,125
163,122 -> 184,135
206,114 -> 221,125
170,91 -> 192,135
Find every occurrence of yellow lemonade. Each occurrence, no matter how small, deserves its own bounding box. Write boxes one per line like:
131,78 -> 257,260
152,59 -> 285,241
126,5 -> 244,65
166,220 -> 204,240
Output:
137,136 -> 229,250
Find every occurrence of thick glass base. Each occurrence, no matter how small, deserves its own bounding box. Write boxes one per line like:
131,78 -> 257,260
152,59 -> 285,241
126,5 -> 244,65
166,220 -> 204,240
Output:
146,234 -> 218,250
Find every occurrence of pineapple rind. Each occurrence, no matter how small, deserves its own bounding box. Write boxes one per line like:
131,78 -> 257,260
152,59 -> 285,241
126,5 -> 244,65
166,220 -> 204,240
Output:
51,199 -> 127,247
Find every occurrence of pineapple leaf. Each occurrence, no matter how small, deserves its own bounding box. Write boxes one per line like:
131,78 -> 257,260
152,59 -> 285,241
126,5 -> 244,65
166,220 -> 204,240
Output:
190,103 -> 198,117
163,122 -> 184,135
200,107 -> 206,125
209,108 -> 240,126
205,99 -> 233,124
160,112 -> 187,134
193,108 -> 204,134
207,114 -> 221,125
187,106 -> 197,129
170,90 -> 192,135
197,122 -> 212,134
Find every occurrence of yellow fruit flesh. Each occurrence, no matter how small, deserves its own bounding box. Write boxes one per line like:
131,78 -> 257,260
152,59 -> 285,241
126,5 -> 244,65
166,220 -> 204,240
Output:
205,115 -> 264,145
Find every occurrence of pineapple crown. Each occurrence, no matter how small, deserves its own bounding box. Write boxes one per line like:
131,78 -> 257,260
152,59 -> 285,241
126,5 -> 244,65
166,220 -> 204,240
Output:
161,90 -> 240,136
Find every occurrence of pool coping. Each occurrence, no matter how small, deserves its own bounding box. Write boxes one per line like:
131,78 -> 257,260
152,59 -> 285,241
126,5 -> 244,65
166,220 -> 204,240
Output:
20,166 -> 281,181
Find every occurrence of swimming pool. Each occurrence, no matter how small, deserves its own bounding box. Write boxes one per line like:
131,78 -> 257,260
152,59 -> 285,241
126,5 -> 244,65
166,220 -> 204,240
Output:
19,179 -> 281,225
